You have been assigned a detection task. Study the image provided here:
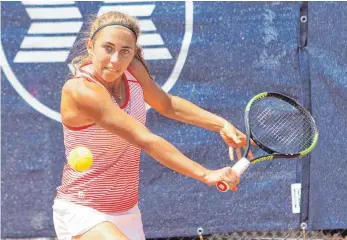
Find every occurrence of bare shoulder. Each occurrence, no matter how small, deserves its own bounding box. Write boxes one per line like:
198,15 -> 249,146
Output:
60,78 -> 91,126
63,78 -> 109,104
61,78 -> 112,126
61,78 -> 110,114
128,57 -> 171,113
128,57 -> 144,74
128,57 -> 151,84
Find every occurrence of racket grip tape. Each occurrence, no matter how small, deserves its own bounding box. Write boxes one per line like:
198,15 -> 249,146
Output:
216,157 -> 250,192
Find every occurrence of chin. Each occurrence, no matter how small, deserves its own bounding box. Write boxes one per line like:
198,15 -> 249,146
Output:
103,71 -> 121,82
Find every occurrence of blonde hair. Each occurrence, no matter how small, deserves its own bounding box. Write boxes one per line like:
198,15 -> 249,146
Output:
70,11 -> 151,77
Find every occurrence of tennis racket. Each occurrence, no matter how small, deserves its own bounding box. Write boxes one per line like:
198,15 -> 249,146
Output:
217,92 -> 319,192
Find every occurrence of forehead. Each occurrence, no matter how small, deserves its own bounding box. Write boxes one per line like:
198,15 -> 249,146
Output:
96,25 -> 136,46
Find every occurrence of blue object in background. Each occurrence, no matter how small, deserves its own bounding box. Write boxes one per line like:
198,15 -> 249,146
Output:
1,1 -> 346,238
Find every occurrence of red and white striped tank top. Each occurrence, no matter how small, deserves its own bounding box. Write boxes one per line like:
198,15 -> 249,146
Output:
56,63 -> 146,213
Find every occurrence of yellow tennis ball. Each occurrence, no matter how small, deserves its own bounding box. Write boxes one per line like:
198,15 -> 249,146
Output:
68,147 -> 93,171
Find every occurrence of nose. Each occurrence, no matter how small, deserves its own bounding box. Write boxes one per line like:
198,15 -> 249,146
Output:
110,51 -> 120,64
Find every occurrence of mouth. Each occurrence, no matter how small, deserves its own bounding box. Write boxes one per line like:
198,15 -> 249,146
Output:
105,67 -> 118,72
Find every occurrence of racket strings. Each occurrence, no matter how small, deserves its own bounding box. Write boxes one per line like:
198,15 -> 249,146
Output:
254,113 -> 313,153
261,111 -> 312,146
249,98 -> 316,154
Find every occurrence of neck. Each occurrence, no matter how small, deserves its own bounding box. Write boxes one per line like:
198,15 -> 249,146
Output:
91,71 -> 122,93
112,76 -> 123,96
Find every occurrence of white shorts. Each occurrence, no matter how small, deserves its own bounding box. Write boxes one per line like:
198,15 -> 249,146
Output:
52,199 -> 146,240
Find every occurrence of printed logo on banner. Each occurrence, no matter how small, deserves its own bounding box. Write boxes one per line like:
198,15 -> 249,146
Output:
1,1 -> 193,122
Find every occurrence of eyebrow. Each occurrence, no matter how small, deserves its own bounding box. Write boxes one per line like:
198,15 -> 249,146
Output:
104,41 -> 133,49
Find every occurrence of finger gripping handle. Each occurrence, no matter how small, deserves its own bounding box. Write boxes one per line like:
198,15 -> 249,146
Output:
216,157 -> 250,192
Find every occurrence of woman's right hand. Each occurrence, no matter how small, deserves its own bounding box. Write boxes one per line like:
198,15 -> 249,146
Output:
203,167 -> 240,191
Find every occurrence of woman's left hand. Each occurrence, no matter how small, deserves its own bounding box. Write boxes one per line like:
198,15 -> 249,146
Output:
219,121 -> 253,161
219,121 -> 247,148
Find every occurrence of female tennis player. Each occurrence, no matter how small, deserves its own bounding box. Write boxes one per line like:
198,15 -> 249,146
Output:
53,11 -> 247,240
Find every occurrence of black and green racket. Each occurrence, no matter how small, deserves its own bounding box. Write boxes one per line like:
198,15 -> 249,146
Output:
217,92 -> 319,192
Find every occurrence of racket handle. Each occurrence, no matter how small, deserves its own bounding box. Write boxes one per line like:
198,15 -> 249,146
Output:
216,157 -> 250,192
216,181 -> 229,192
232,157 -> 251,175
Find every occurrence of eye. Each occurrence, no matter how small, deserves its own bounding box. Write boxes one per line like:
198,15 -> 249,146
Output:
104,45 -> 113,53
121,49 -> 130,55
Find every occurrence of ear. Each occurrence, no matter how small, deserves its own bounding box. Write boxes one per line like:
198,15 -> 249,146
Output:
87,39 -> 93,54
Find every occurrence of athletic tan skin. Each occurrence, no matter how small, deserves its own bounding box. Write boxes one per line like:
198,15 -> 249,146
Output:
60,21 -> 248,240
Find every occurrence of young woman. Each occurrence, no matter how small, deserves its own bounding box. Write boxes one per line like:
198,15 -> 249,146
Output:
53,11 -> 247,240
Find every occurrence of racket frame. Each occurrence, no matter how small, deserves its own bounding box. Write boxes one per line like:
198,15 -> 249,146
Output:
216,92 -> 319,192
244,92 -> 319,162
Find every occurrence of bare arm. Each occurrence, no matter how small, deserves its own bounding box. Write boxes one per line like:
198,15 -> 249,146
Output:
162,95 -> 229,132
69,79 -> 211,184
129,59 -> 229,132
129,59 -> 245,148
